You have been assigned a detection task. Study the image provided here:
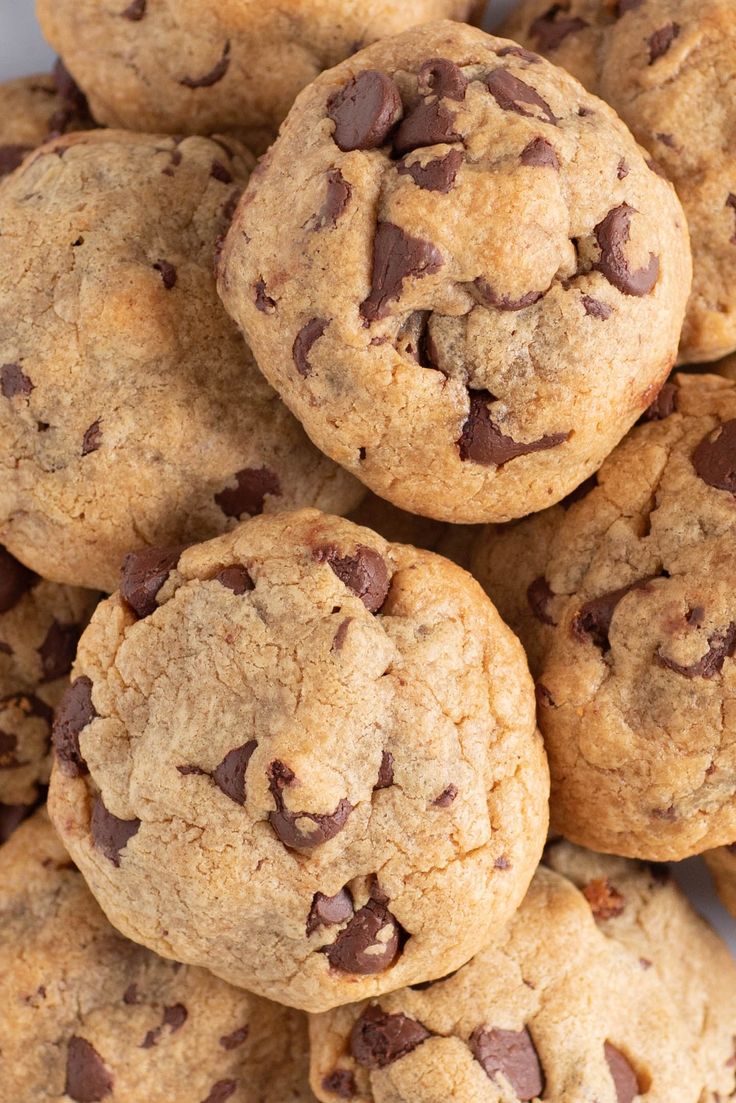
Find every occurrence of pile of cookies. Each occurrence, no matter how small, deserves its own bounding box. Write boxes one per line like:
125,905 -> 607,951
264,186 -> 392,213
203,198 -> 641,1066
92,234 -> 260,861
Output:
1,1 -> 736,1100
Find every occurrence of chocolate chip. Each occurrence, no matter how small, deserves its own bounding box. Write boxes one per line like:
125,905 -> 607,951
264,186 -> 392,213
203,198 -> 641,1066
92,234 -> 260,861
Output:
268,760 -> 353,849
432,784 -> 457,807
657,622 -> 736,679
726,194 -> 736,245
212,742 -> 257,805
417,58 -> 468,100
327,70 -> 403,152
641,380 -> 677,421
180,41 -> 231,88
582,295 -> 613,320
573,576 -> 658,651
122,984 -> 140,1004
583,878 -> 625,919
293,318 -> 328,377
350,1006 -> 430,1068
648,23 -> 680,63
53,676 -> 96,777
393,99 -> 461,157
0,546 -> 36,613
65,1037 -> 113,1102
82,420 -> 102,456
360,222 -> 443,322
215,467 -> 281,519
527,577 -> 556,626
201,1082 -> 237,1103
497,45 -> 541,63
486,70 -> 557,125
472,278 -> 543,312
398,149 -> 463,193
121,0 -> 146,18
605,1043 -> 639,1103
530,6 -> 588,50
309,169 -> 352,231
594,204 -> 659,296
141,1003 -> 188,1048
322,1070 -> 356,1098
91,797 -> 140,866
458,390 -> 569,466
254,279 -> 276,313
210,160 -> 232,183
323,895 -> 404,974
215,566 -> 254,594
314,544 -> 390,612
38,620 -> 80,683
222,188 -> 241,222
0,144 -> 32,177
520,137 -> 559,169
470,1027 -> 544,1100
153,260 -> 177,290
307,887 -> 354,935
219,1026 -> 249,1050
375,751 -> 394,789
120,545 -> 182,618
617,160 -> 630,179
1,363 -> 33,398
0,802 -> 32,844
332,617 -> 353,651
692,419 -> 736,494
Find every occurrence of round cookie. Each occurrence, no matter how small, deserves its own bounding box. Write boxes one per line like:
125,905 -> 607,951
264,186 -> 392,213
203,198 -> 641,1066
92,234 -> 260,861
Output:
0,808 -> 316,1103
0,129 -> 362,592
309,863 -> 703,1103
501,0 -> 736,364
0,545 -> 97,844
704,845 -> 736,919
48,509 -> 549,1013
474,372 -> 736,860
218,19 -> 691,524
36,0 -> 486,154
0,64 -> 93,179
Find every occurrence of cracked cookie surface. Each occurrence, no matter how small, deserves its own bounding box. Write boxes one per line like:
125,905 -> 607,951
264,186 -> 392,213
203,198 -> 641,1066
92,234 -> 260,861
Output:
48,509 -> 548,1012
502,0 -> 736,364
218,19 -> 691,524
0,130 -> 361,592
473,373 -> 736,859
0,809 -> 316,1102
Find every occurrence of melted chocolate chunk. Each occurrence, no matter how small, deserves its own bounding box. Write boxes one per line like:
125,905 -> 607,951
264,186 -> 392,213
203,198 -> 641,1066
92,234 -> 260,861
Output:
254,279 -> 276,313
314,544 -> 390,612
215,565 -> 254,594
53,676 -> 96,777
417,58 -> 467,100
350,1006 -> 430,1068
306,887 -> 354,935
180,41 -> 231,88
91,796 -> 141,866
268,760 -> 352,849
322,1070 -> 356,1098
153,259 -> 177,290
657,622 -> 736,679
470,1026 -> 544,1100
472,278 -> 543,311
375,751 -> 394,789
293,318 -> 328,377
605,1043 -> 639,1103
521,137 -> 560,169
573,576 -> 658,652
432,784 -> 458,807
398,148 -> 463,193
0,546 -> 36,613
309,169 -> 352,231
219,1026 -> 250,1050
332,617 -> 353,651
458,390 -> 569,467
582,877 -> 625,919
82,420 -> 102,456
497,45 -> 541,63
1,363 -> 33,398
527,577 -> 556,626
201,1082 -> 237,1103
594,205 -> 659,296
215,467 -> 281,518
328,71 -> 402,151
393,99 -> 461,157
692,419 -> 736,494
212,741 -> 257,805
485,70 -> 558,125
122,0 -> 146,19
648,23 -> 680,64
65,1036 -> 113,1102
360,222 -> 443,322
323,895 -> 404,974
211,159 -> 232,184
120,545 -> 183,618
38,621 -> 80,683
582,295 -> 613,320
641,380 -> 678,421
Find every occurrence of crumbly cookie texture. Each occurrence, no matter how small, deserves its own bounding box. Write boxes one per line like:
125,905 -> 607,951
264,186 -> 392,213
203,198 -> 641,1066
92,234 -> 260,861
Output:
309,863 -> 703,1103
48,509 -> 548,1013
36,0 -> 485,154
501,0 -> 736,364
0,64 -> 93,179
0,130 -> 362,592
544,839 -> 736,1100
0,545 -> 97,844
0,809 -> 316,1103
705,845 -> 736,919
218,19 -> 691,524
473,373 -> 736,860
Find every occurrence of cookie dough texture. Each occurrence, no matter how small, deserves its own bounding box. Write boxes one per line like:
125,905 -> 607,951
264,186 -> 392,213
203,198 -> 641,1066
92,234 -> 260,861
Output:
36,0 -> 486,153
0,546 -> 97,844
0,809 -> 316,1103
0,65 -> 92,179
502,0 -> 736,364
0,130 -> 362,593
704,845 -> 736,918
473,373 -> 736,860
218,20 -> 691,524
49,509 -> 548,1013
309,860 -> 711,1103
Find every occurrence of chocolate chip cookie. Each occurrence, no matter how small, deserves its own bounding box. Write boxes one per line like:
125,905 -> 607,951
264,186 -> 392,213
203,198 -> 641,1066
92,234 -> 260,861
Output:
0,545 -> 97,845
473,372 -> 736,860
0,130 -> 362,592
309,861 -> 705,1103
0,809 -> 316,1102
36,0 -> 485,154
218,19 -> 691,524
705,845 -> 736,919
0,63 -> 93,179
502,0 -> 736,364
48,509 -> 549,1013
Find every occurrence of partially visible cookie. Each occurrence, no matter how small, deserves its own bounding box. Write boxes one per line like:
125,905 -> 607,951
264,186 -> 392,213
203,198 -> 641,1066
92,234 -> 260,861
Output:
501,0 -> 736,364
474,372 -> 736,860
0,809 -> 316,1102
0,64 -> 93,178
0,129 -> 362,591
309,863 -> 702,1103
705,845 -> 736,919
0,545 -> 97,843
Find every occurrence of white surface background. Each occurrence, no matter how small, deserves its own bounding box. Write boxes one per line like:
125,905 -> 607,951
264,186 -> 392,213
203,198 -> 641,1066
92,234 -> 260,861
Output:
1,0 -> 735,954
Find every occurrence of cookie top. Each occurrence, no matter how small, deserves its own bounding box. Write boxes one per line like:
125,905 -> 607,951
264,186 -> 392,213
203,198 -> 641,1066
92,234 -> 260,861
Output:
0,545 -> 97,843
0,809 -> 316,1103
37,0 -> 485,153
704,844 -> 736,919
474,372 -> 736,860
501,0 -> 736,364
218,19 -> 691,524
309,862 -> 702,1103
48,509 -> 548,1013
0,130 -> 361,592
0,65 -> 93,179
